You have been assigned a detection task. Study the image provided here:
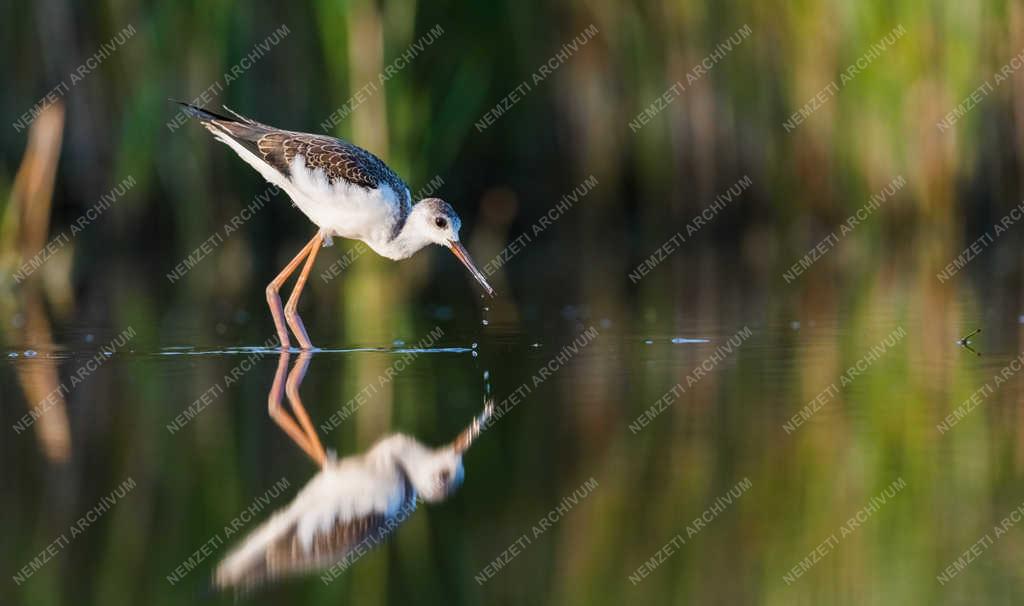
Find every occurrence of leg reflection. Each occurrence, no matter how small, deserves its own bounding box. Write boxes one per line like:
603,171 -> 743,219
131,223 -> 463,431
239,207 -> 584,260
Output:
285,351 -> 326,465
266,350 -> 323,465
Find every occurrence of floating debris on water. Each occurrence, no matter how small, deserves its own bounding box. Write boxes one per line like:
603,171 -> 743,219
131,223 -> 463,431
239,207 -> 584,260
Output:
954,329 -> 978,358
956,329 -> 982,356
24,350 -> 38,357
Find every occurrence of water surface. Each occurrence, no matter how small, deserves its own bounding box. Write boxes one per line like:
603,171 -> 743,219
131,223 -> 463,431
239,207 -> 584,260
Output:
4,253 -> 1024,605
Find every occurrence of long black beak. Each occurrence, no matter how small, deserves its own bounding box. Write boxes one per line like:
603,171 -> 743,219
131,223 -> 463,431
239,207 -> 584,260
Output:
447,241 -> 495,297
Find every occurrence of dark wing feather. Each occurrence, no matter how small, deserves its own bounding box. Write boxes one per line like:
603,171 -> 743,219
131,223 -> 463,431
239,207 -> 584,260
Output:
214,486 -> 416,591
174,101 -> 409,196
255,132 -> 407,193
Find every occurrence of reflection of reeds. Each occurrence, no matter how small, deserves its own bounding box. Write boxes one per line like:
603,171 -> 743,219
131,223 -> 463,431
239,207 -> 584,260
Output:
13,313 -> 71,462
5,102 -> 71,462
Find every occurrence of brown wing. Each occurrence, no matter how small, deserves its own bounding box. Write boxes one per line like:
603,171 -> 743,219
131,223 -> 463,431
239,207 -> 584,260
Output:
233,514 -> 390,590
178,101 -> 409,196
255,132 -> 407,193
214,490 -> 417,591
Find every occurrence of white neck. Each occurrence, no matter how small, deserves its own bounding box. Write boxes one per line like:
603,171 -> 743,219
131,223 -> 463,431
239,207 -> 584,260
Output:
369,434 -> 430,479
368,434 -> 456,499
368,209 -> 433,260
370,434 -> 427,462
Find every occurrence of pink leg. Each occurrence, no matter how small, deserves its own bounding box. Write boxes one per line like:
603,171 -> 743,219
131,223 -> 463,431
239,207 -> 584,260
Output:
266,234 -> 319,349
284,232 -> 324,350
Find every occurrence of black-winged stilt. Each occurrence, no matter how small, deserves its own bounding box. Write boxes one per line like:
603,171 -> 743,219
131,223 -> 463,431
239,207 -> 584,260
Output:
213,350 -> 492,590
175,102 -> 494,349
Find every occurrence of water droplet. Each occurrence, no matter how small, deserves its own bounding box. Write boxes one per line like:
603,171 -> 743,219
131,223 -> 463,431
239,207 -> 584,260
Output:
481,319 -> 489,326
531,342 -> 541,348
84,334 -> 94,343
471,350 -> 478,358
644,339 -> 654,345
393,339 -> 406,347
103,351 -> 114,356
24,350 -> 37,357
472,342 -> 478,349
483,306 -> 490,312
8,352 -> 18,358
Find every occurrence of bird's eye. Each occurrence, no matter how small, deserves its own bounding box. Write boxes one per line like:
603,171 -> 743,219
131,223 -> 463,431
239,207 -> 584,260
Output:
434,217 -> 448,229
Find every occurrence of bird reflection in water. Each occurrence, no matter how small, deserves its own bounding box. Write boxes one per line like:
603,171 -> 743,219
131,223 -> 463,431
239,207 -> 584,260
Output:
214,350 -> 493,590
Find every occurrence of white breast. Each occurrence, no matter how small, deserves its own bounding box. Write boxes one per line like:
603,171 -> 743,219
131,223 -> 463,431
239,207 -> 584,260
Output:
289,457 -> 411,551
213,455 -> 411,583
206,126 -> 409,251
287,156 -> 407,248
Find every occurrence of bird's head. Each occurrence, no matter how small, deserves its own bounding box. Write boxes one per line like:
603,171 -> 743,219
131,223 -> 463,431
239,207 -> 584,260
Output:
410,198 -> 494,296
406,447 -> 465,502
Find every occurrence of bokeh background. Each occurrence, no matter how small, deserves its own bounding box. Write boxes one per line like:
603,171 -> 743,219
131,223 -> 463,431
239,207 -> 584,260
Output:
4,1 -> 1024,604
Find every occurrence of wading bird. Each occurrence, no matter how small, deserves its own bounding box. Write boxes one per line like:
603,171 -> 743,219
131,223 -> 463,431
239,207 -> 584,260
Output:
214,350 -> 493,590
176,102 -> 494,349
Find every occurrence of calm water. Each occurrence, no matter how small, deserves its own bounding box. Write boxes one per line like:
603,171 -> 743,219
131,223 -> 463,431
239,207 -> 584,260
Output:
4,251 -> 1024,605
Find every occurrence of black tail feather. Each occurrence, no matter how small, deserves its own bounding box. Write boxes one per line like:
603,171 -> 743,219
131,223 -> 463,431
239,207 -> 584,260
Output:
169,99 -> 237,123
